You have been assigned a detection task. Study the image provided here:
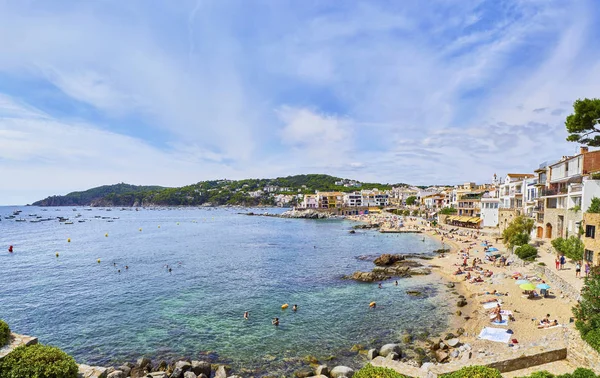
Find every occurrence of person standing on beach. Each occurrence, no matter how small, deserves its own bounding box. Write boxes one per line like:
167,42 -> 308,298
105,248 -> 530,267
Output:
555,257 -> 560,270
560,255 -> 566,270
586,262 -> 591,277
576,261 -> 581,278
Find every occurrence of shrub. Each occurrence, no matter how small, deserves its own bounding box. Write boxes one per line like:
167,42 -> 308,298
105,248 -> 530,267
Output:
516,368 -> 600,378
441,365 -> 502,378
538,262 -> 546,266
518,372 -> 555,378
0,320 -> 10,346
515,244 -> 537,261
0,344 -> 79,378
353,364 -> 407,378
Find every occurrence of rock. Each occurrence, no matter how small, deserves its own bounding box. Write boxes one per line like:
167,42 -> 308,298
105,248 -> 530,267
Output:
130,367 -> 146,378
439,342 -> 448,350
170,367 -> 184,378
107,371 -> 124,378
450,350 -> 459,358
402,333 -> 412,343
350,344 -> 364,352
446,282 -> 455,288
349,230 -> 356,234
444,333 -> 456,340
330,366 -> 354,378
281,209 -> 331,219
379,343 -> 401,357
456,328 -> 465,336
460,352 -> 472,361
198,375 -> 208,378
117,366 -> 131,377
156,361 -> 168,372
183,373 -> 197,378
447,338 -> 460,348
316,365 -> 330,377
406,291 -> 422,296
137,357 -> 152,369
175,361 -> 192,372
457,299 -> 467,307
191,361 -> 211,377
455,310 -> 462,316
228,376 -> 243,378
304,355 -> 319,364
367,349 -> 378,360
435,350 -> 449,363
147,373 -> 169,378
215,366 -> 228,378
295,368 -> 314,378
78,365 -> 109,378
374,254 -> 403,266
408,267 -> 431,276
106,367 -> 116,375
386,352 -> 399,361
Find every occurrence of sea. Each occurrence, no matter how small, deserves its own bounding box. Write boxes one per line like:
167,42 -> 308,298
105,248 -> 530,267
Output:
0,206 -> 450,375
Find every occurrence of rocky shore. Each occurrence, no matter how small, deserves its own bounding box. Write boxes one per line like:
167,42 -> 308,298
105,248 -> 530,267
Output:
344,253 -> 433,282
242,209 -> 333,219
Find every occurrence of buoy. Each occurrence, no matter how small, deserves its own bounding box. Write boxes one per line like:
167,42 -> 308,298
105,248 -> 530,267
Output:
67,238 -> 71,243
139,228 -> 142,232
8,245 -> 13,253
55,252 -> 59,258
158,225 -> 161,228
369,302 -> 376,308
97,259 -> 101,263
281,304 -> 289,310
105,233 -> 108,237
177,222 -> 180,225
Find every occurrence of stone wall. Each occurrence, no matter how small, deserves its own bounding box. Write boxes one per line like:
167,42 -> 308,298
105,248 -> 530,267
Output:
568,328 -> 600,373
583,213 -> 600,266
0,333 -> 38,360
498,209 -> 519,232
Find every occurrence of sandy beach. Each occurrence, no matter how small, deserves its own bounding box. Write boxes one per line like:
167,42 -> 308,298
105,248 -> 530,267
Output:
348,213 -> 578,368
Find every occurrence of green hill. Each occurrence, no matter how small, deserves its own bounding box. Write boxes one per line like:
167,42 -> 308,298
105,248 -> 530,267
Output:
32,175 -> 402,207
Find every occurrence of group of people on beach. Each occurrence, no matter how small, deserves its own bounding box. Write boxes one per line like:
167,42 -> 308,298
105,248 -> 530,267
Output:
554,255 -> 590,278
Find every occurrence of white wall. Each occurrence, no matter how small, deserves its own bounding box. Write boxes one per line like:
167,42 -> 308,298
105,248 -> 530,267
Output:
480,202 -> 499,227
583,179 -> 600,211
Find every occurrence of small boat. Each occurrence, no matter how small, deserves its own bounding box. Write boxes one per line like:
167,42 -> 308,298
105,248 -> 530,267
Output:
107,220 -> 114,223
78,220 -> 86,223
64,221 -> 74,225
15,218 -> 27,222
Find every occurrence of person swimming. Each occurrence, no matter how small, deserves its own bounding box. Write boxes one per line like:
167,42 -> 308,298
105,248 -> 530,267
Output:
272,318 -> 279,326
292,304 -> 297,312
244,311 -> 249,320
125,266 -> 129,270
394,280 -> 398,286
8,245 -> 13,253
378,283 -> 382,289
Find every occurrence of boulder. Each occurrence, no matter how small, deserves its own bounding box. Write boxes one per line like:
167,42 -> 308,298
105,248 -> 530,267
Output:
170,367 -> 184,378
78,365 -> 108,378
197,375 -> 208,378
183,373 -> 197,378
402,334 -> 412,343
446,282 -> 455,288
456,299 -> 467,307
175,361 -> 192,372
316,365 -> 330,377
107,371 -> 125,378
215,366 -> 228,378
117,366 -> 131,377
379,343 -> 401,357
374,254 -> 403,266
147,373 -> 169,378
456,328 -> 465,336
367,349 -> 378,360
435,350 -> 449,363
228,376 -> 243,378
386,352 -> 399,361
191,361 -> 211,377
444,333 -> 456,340
137,357 -> 152,369
406,291 -> 422,296
156,361 -> 168,372
450,350 -> 459,358
130,367 -> 146,378
330,366 -> 354,378
295,368 -> 314,378
447,338 -> 460,348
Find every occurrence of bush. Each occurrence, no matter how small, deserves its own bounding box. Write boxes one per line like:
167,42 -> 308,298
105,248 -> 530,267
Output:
441,366 -> 502,378
0,320 -> 10,346
0,344 -> 79,378
515,244 -> 537,261
353,364 -> 408,378
518,372 -> 555,378
517,368 -> 599,378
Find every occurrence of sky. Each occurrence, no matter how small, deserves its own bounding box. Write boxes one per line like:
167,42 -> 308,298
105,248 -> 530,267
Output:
1,0 -> 600,205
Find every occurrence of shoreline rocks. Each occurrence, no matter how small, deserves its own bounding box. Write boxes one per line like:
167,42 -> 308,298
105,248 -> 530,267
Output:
343,253 -> 432,282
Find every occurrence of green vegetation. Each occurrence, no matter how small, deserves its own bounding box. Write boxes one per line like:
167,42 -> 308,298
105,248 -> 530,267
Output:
0,319 -> 10,346
405,196 -> 417,206
518,368 -> 599,377
551,236 -> 584,261
353,364 -> 408,378
515,244 -> 537,261
32,175 -> 400,207
439,207 -> 457,215
565,98 -> 600,146
0,344 -> 78,378
502,216 -> 534,249
574,265 -> 600,353
570,205 -> 581,212
588,197 -> 600,213
441,365 -> 502,378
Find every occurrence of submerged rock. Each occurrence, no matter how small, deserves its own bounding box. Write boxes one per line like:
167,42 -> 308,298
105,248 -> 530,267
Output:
315,365 -> 330,377
379,343 -> 401,357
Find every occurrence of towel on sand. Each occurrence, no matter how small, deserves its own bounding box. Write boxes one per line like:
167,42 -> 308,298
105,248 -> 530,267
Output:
478,327 -> 511,343
483,301 -> 501,309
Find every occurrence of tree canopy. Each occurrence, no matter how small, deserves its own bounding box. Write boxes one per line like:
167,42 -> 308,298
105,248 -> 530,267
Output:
502,216 -> 534,249
574,266 -> 600,353
406,196 -> 417,206
588,197 -> 600,214
565,98 -> 600,146
552,236 -> 584,261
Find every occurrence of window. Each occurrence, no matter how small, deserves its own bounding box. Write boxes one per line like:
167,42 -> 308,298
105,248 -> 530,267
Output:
586,225 -> 596,239
585,249 -> 594,263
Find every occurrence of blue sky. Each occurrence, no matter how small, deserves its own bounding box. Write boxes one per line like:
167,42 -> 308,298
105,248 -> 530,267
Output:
1,0 -> 600,204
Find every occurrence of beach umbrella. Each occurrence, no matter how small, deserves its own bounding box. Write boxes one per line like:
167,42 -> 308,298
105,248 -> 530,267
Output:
515,279 -> 531,285
519,283 -> 537,291
488,247 -> 499,252
537,283 -> 551,290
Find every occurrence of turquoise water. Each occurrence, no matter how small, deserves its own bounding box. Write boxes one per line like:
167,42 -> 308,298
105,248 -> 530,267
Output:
0,207 -> 449,374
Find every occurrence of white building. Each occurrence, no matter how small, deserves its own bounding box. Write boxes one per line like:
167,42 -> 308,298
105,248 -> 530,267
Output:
480,194 -> 500,228
361,189 -> 389,207
343,192 -> 363,207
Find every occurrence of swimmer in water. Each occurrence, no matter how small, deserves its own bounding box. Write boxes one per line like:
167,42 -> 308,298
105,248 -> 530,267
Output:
125,266 -> 129,270
394,280 -> 398,286
378,283 -> 382,289
244,311 -> 249,320
272,318 -> 279,326
292,304 -> 297,312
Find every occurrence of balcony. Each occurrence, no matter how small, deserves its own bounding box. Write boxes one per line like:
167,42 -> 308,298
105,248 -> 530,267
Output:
541,188 -> 567,196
